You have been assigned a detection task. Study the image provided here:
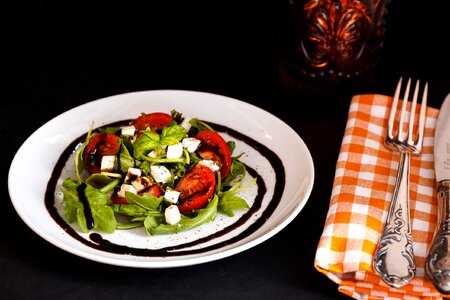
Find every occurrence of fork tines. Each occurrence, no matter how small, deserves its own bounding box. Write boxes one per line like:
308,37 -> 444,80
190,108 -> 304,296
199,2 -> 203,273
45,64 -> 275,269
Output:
386,77 -> 428,154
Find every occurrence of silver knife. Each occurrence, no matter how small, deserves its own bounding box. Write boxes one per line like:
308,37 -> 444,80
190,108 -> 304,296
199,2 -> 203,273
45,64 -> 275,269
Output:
425,92 -> 450,294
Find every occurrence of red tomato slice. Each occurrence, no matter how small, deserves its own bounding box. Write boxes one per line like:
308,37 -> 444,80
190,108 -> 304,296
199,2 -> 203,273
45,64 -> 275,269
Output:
83,133 -> 121,174
195,130 -> 232,178
133,112 -> 173,132
175,164 -> 216,212
146,183 -> 163,197
111,194 -> 129,204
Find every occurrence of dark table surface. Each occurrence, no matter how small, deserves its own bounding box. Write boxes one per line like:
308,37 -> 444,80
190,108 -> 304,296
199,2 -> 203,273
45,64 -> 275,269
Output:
3,1 -> 450,299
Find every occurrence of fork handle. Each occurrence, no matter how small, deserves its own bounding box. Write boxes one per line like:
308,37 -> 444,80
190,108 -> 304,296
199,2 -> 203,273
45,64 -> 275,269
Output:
425,180 -> 450,294
373,151 -> 416,288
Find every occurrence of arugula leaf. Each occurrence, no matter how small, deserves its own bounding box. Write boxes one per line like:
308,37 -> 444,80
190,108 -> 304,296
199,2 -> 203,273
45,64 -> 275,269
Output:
118,140 -> 134,173
76,205 -> 89,233
61,178 -> 117,233
61,178 -> 82,223
188,118 -> 215,133
98,127 -> 121,134
85,173 -> 119,191
84,184 -> 108,206
218,192 -> 250,217
125,192 -> 163,211
111,203 -> 163,218
91,205 -> 116,233
222,155 -> 246,187
219,167 -> 256,217
146,195 -> 219,235
116,221 -> 144,230
84,184 -> 117,232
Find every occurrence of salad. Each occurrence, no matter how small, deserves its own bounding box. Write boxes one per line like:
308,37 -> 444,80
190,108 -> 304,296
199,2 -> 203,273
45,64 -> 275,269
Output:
61,110 -> 255,235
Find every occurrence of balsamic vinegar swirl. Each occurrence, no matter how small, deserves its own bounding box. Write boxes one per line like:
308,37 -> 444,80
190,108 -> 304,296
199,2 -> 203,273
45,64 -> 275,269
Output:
45,121 -> 285,257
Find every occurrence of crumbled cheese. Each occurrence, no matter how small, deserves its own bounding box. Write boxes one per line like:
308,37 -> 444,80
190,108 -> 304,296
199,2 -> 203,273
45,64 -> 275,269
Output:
121,125 -> 136,137
117,184 -> 137,198
180,117 -> 192,132
166,142 -> 183,159
165,205 -> 181,225
198,159 -> 220,172
182,137 -> 201,153
150,165 -> 171,183
131,176 -> 153,193
124,167 -> 142,183
100,155 -> 116,172
164,187 -> 180,204
148,150 -> 159,158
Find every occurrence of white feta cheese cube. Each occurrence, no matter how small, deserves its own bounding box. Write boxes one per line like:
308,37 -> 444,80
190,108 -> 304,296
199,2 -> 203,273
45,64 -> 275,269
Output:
100,155 -> 116,172
117,184 -> 137,198
150,165 -> 172,183
147,150 -> 159,158
131,176 -> 153,193
166,142 -> 183,159
165,205 -> 181,225
180,117 -> 192,132
121,125 -> 136,137
182,137 -> 201,153
198,160 -> 220,172
124,167 -> 142,183
164,188 -> 180,204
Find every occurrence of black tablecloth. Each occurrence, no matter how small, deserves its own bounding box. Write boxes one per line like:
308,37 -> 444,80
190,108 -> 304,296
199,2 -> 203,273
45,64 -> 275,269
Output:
3,1 -> 450,299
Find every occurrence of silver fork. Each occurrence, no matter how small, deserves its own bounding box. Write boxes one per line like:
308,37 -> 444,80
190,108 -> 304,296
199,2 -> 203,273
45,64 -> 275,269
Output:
373,77 -> 428,288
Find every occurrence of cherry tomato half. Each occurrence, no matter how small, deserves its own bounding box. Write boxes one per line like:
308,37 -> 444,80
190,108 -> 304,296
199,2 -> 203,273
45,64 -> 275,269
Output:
175,164 -> 216,213
133,112 -> 173,132
146,183 -> 163,197
195,130 -> 232,178
83,133 -> 121,174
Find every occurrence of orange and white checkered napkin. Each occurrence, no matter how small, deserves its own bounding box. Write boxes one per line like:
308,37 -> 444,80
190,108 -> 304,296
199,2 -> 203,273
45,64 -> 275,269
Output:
313,94 -> 450,299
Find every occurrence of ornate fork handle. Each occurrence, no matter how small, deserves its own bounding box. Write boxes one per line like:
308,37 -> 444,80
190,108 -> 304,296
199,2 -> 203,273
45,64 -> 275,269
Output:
425,180 -> 450,294
373,151 -> 416,288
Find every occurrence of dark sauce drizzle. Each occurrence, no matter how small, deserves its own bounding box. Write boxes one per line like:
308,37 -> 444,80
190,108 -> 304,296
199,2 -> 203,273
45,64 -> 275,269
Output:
76,183 -> 94,230
45,121 -> 285,257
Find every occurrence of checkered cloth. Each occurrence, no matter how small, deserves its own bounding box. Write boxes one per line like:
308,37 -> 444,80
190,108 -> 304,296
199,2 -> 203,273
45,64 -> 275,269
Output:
314,94 -> 450,299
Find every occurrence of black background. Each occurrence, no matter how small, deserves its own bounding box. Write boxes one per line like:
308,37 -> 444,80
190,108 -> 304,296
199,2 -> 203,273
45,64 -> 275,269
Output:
3,1 -> 450,299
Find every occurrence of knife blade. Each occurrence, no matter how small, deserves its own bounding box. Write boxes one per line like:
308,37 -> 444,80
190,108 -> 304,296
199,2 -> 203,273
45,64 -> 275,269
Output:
425,92 -> 450,294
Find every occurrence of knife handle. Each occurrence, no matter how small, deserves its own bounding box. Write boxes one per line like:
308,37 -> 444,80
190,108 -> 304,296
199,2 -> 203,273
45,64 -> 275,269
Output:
373,152 -> 416,288
425,180 -> 450,294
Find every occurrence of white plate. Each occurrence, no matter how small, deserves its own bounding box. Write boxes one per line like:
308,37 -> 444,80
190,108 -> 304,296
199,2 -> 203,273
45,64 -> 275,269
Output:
8,90 -> 314,268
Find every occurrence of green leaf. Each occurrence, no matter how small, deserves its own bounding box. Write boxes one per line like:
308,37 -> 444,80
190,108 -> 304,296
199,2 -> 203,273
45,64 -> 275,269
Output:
111,203 -> 163,218
62,179 -> 117,233
222,156 -> 246,187
91,205 -> 116,232
160,124 -> 186,146
119,141 -> 135,173
188,118 -> 215,133
146,195 -> 219,235
111,203 -> 146,217
76,206 -> 89,233
85,174 -> 119,191
125,192 -> 163,211
61,178 -> 82,223
85,184 -> 108,206
218,192 -> 249,217
133,131 -> 160,158
98,127 -> 121,134
116,221 -> 144,230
